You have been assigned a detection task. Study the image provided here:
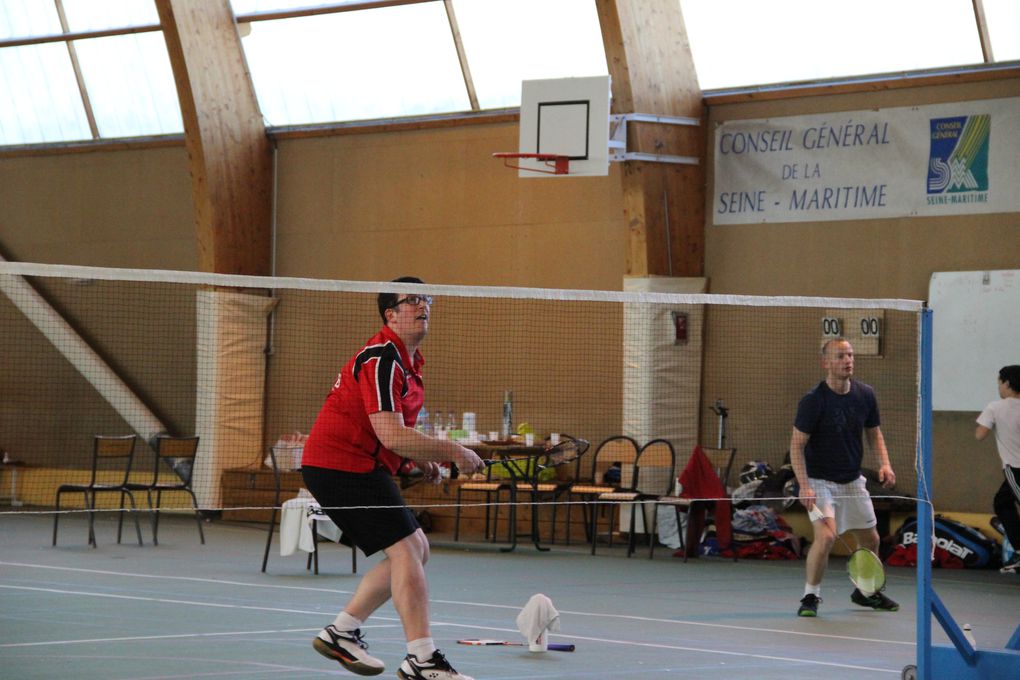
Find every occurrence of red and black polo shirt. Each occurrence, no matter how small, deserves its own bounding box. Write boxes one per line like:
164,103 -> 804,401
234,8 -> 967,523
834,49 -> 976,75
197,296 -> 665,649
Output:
302,325 -> 424,474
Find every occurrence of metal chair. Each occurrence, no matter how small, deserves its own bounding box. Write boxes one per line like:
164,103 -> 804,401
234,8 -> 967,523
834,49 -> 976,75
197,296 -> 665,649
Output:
53,434 -> 143,547
651,446 -> 737,561
261,447 -> 284,572
134,435 -> 204,546
701,447 -> 737,492
453,459 -> 515,544
510,435 -> 590,546
261,448 -> 356,574
591,438 -> 675,556
561,435 -> 639,545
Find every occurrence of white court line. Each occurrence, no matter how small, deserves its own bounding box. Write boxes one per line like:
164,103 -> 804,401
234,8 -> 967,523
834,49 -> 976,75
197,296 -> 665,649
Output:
554,609 -> 914,646
0,625 -> 404,648
0,615 -> 899,675
511,631 -> 902,674
0,561 -> 911,647
0,584 -> 366,618
0,561 -> 355,595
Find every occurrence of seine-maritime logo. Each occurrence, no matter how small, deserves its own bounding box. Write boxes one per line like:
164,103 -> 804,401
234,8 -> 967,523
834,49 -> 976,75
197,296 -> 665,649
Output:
927,114 -> 990,197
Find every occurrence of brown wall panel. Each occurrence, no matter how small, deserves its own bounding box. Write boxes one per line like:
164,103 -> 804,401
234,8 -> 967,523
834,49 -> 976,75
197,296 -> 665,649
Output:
272,123 -> 627,289
0,146 -> 196,268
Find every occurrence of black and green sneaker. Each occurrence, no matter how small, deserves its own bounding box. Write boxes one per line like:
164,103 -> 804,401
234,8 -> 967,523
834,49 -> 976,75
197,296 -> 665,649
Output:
797,594 -> 821,617
851,588 -> 899,611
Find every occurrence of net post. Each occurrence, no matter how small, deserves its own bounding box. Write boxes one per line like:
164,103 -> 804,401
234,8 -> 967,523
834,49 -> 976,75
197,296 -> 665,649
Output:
916,306 -> 934,679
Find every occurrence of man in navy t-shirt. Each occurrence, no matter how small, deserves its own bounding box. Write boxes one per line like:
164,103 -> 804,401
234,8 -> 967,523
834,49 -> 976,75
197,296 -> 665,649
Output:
790,338 -> 898,617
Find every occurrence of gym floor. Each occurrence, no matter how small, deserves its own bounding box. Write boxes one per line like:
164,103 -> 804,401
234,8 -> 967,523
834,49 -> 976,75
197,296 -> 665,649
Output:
2,512 -> 1017,679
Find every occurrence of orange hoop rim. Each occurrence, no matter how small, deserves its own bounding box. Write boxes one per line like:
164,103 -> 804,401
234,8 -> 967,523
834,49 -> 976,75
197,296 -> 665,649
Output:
492,152 -> 571,175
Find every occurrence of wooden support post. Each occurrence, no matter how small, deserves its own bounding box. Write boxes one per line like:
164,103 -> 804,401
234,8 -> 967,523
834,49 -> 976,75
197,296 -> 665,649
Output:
156,0 -> 273,276
597,0 -> 705,278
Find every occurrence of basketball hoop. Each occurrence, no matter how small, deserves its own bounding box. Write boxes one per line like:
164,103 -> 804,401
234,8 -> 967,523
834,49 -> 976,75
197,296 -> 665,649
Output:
493,152 -> 571,175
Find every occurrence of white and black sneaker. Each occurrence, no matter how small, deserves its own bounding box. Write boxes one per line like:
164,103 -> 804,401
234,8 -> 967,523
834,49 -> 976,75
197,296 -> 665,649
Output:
1001,555 -> 1020,574
312,625 -> 385,676
396,650 -> 474,680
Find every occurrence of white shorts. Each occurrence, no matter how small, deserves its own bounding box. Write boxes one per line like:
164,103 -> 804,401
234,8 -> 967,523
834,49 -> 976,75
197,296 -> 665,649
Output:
808,475 -> 876,534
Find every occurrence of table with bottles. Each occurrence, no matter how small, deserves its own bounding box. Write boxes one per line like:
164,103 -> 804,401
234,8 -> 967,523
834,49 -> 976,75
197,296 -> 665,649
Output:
465,440 -> 555,552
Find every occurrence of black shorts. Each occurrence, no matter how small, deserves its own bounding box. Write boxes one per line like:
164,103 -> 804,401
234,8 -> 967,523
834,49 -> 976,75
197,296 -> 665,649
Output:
301,466 -> 420,556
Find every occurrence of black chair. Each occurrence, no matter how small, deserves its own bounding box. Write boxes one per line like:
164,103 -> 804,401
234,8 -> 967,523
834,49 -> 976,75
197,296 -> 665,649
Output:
261,448 -> 356,574
131,435 -> 204,546
651,446 -> 738,561
260,447 -> 283,573
561,435 -> 639,545
701,447 -> 737,493
590,438 -> 675,556
453,459 -> 515,544
510,435 -> 589,546
53,434 -> 143,548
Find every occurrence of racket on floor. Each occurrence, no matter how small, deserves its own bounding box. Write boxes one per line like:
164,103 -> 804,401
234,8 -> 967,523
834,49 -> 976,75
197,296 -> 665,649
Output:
457,639 -> 575,652
809,506 -> 886,596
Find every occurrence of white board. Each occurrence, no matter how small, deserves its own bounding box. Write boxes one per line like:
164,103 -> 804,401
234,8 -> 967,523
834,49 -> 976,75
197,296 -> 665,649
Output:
929,270 -> 1020,411
517,75 -> 611,177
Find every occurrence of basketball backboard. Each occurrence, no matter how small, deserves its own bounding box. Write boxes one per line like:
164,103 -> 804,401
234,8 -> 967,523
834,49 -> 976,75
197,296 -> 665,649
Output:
516,75 -> 611,177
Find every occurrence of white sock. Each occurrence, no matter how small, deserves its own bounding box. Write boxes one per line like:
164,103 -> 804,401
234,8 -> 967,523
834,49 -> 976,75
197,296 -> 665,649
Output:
407,637 -> 437,660
804,583 -> 821,597
332,611 -> 363,632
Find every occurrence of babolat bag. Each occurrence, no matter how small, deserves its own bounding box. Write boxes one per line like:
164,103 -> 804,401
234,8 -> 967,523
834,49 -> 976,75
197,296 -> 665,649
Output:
888,515 -> 1000,568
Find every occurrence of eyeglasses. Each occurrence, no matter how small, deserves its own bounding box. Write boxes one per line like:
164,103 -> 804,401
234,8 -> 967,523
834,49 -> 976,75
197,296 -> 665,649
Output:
391,294 -> 433,309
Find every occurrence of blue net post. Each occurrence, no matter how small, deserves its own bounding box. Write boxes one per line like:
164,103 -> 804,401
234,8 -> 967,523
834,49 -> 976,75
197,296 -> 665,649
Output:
917,307 -> 934,680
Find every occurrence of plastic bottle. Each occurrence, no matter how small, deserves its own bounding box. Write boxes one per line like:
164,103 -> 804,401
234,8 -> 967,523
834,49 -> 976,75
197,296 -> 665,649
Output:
447,410 -> 456,431
416,406 -> 431,436
501,390 -> 513,439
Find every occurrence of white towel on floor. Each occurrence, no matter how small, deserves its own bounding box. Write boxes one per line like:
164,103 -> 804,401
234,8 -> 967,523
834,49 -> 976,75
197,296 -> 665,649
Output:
516,593 -> 560,651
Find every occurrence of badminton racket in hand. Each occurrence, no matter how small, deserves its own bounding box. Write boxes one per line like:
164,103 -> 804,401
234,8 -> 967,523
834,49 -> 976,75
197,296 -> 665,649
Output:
479,435 -> 589,473
809,506 -> 886,596
400,436 -> 590,491
457,639 -> 575,652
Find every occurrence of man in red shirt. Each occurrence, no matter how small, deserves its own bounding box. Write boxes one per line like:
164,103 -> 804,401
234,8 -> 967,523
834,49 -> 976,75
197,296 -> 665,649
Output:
302,276 -> 483,680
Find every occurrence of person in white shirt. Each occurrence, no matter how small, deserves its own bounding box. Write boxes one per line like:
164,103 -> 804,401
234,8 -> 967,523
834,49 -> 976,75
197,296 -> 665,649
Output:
975,364 -> 1020,574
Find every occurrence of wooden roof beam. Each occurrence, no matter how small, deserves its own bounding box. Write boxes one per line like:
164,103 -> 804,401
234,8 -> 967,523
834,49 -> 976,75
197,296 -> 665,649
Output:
597,0 -> 706,278
156,0 -> 273,276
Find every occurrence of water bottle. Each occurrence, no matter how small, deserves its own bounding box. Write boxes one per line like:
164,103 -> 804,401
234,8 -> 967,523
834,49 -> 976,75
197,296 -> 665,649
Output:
501,390 -> 513,439
447,410 -> 456,431
416,406 -> 431,436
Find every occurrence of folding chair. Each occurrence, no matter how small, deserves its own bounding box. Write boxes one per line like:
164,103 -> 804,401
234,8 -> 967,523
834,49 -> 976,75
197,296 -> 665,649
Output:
142,435 -> 204,545
510,435 -> 590,546
561,435 -> 639,546
651,446 -> 737,561
453,461 -> 515,544
261,448 -> 356,574
701,447 -> 737,492
591,438 -> 675,556
260,447 -> 284,573
53,434 -> 143,547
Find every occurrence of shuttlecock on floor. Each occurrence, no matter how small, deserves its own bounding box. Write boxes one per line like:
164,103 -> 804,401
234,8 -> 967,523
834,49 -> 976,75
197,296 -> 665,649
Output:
516,593 -> 560,652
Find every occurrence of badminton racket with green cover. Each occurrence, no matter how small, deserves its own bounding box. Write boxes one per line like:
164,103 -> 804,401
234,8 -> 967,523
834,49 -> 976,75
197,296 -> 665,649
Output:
808,506 -> 886,596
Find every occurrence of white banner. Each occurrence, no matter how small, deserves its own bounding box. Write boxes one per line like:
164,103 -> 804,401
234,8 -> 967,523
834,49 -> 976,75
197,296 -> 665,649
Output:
713,97 -> 1019,224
